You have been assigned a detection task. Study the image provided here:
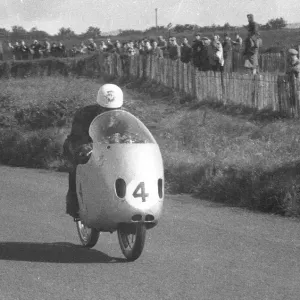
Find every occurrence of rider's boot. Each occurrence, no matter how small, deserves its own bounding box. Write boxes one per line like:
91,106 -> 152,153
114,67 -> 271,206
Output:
66,169 -> 80,221
66,191 -> 80,221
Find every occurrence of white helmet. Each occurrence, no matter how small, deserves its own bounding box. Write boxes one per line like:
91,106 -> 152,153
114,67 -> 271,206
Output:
96,84 -> 123,109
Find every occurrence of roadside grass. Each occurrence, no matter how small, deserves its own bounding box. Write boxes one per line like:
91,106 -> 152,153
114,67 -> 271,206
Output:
1,76 -> 300,216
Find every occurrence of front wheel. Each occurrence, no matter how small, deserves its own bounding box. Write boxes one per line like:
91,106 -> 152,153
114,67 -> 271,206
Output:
117,223 -> 146,261
76,220 -> 100,248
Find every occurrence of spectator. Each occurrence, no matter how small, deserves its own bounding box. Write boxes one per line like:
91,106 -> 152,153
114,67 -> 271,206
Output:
99,41 -> 107,52
138,40 -> 145,55
20,40 -> 30,60
56,42 -> 66,57
127,41 -> 136,56
243,31 -> 260,74
30,40 -> 42,59
286,49 -> 300,78
208,34 -> 224,72
222,33 -> 233,72
157,35 -> 167,51
245,14 -> 262,74
168,37 -> 181,61
51,42 -> 58,57
232,32 -> 243,52
247,14 -> 259,35
106,38 -> 114,52
80,42 -> 88,54
143,40 -> 152,55
150,40 -> 163,58
8,41 -> 21,60
70,45 -> 79,57
114,41 -> 123,54
191,33 -> 203,68
87,38 -> 97,52
199,37 -> 211,71
180,37 -> 192,63
41,39 -> 51,58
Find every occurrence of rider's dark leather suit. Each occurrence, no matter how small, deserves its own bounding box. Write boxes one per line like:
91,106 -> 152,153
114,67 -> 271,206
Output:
63,104 -> 117,218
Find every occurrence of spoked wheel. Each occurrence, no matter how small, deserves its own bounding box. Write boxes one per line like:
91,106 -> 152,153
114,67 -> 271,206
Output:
117,223 -> 146,261
76,220 -> 100,248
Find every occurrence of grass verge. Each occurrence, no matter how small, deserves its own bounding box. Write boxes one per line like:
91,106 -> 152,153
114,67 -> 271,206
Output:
1,76 -> 300,217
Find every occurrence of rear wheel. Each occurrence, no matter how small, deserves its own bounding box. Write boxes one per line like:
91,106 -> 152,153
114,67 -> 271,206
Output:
76,220 -> 100,248
117,223 -> 146,261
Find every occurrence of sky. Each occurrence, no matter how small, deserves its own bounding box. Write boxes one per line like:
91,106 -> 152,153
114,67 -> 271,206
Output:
0,0 -> 299,35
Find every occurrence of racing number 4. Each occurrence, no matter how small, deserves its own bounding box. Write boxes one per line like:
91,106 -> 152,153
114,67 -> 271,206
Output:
133,182 -> 149,202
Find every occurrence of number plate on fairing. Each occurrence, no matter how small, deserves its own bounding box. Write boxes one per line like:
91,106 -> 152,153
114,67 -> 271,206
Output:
126,179 -> 159,208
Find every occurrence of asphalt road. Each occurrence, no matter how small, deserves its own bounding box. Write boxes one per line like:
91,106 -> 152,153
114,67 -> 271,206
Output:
0,166 -> 300,300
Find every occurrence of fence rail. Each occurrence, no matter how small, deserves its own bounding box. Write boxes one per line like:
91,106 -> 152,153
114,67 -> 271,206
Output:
0,46 -> 291,74
102,53 -> 300,117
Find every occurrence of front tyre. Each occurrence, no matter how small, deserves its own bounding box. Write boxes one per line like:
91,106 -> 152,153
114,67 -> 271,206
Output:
76,220 -> 100,248
117,223 -> 146,261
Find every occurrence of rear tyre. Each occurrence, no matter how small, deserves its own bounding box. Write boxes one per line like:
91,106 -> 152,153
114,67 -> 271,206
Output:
76,220 -> 100,248
117,223 -> 146,261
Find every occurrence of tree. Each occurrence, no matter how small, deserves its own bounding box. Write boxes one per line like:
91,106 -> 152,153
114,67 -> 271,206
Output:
57,27 -> 75,38
173,24 -> 185,33
85,26 -> 101,38
223,22 -> 231,30
0,28 -> 10,38
10,25 -> 28,39
267,17 -> 287,30
30,27 -> 38,32
11,25 -> 27,34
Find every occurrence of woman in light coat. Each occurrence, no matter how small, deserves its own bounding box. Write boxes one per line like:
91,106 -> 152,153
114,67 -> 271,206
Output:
208,34 -> 224,72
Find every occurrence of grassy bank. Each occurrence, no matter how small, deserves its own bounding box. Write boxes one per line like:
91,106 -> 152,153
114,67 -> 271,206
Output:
1,76 -> 300,216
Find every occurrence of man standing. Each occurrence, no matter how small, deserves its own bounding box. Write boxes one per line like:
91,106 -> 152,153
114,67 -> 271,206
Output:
106,38 -> 114,52
20,40 -> 30,60
8,41 -> 21,60
168,37 -> 181,61
150,40 -> 163,58
180,37 -> 192,64
208,34 -> 224,72
286,49 -> 300,78
87,38 -> 97,52
247,14 -> 259,36
57,42 -> 66,57
232,32 -> 243,52
157,36 -> 167,52
222,33 -> 233,72
31,40 -> 42,59
191,33 -> 203,69
243,14 -> 261,74
41,39 -> 51,58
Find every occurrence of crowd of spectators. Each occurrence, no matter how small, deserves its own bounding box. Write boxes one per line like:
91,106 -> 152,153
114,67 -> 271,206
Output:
7,14 -> 262,74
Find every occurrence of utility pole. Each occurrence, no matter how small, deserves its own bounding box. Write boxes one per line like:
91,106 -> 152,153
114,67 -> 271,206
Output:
155,8 -> 158,32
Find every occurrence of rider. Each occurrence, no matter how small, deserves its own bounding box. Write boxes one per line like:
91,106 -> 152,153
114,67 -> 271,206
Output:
63,83 -> 124,220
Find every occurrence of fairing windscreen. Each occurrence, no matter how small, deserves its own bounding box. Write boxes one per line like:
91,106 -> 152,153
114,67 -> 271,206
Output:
89,110 -> 156,144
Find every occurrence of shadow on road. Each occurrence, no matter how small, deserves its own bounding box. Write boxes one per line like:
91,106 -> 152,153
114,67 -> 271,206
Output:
0,242 -> 128,263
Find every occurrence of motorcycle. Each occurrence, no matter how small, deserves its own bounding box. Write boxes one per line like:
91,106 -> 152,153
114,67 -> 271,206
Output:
75,109 -> 164,261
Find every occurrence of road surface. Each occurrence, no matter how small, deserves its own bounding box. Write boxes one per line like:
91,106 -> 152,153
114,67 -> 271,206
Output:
0,166 -> 300,300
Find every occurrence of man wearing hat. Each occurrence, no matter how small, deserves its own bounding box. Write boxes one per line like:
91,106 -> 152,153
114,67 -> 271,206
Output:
286,49 -> 300,78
